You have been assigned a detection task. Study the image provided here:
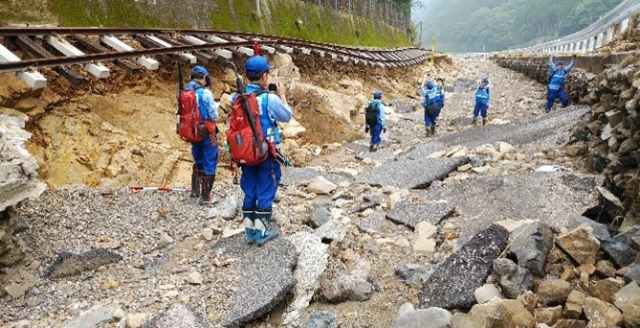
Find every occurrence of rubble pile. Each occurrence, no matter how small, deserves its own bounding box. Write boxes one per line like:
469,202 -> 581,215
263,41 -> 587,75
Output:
575,58 -> 640,223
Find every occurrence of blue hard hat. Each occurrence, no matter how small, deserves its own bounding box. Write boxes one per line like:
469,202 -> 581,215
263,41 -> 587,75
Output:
191,65 -> 209,76
556,60 -> 565,66
481,77 -> 489,84
245,56 -> 273,74
426,81 -> 435,89
374,91 -> 383,99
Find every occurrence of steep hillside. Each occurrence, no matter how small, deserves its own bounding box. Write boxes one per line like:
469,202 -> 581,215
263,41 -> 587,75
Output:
0,0 -> 411,47
414,0 -> 623,52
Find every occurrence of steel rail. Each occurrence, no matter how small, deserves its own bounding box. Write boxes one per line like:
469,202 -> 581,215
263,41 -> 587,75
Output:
0,39 -> 426,72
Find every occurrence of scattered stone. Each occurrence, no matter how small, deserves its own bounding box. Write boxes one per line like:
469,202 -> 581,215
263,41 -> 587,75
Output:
625,263 -> 640,284
556,226 -> 600,265
614,282 -> 640,328
565,302 -> 583,319
394,307 -> 452,328
217,235 -> 297,327
561,266 -> 577,281
222,227 -> 244,238
387,201 -> 453,229
65,303 -> 119,328
552,319 -> 587,328
535,306 -> 564,326
307,176 -> 337,195
142,303 -> 207,328
518,291 -> 539,313
596,260 -> 617,278
283,232 -> 329,326
358,213 -> 385,234
395,263 -> 432,286
398,302 -> 415,316
493,258 -> 533,299
509,221 -> 553,277
601,232 -> 639,267
127,312 -> 150,328
419,224 -> 509,309
321,275 -> 372,303
220,194 -> 239,220
306,311 -> 338,328
314,219 -> 347,243
202,228 -> 213,241
451,299 -> 535,328
537,279 -> 571,305
474,284 -> 504,304
158,232 -> 174,248
588,278 -> 625,304
185,271 -> 203,285
45,248 -> 122,279
311,206 -> 331,228
469,155 -> 486,167
582,297 -> 623,328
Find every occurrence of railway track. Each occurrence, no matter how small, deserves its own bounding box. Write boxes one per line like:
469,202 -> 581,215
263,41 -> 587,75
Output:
0,27 -> 428,89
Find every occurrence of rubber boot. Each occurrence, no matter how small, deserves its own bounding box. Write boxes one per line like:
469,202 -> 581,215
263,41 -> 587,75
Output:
482,117 -> 487,127
254,209 -> 278,245
243,208 -> 257,244
369,144 -> 374,152
472,117 -> 478,126
200,175 -> 217,205
373,144 -> 379,152
425,126 -> 431,137
430,126 -> 436,137
190,165 -> 202,198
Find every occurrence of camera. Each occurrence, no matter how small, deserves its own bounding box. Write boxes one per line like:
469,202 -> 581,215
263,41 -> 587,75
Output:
268,83 -> 277,92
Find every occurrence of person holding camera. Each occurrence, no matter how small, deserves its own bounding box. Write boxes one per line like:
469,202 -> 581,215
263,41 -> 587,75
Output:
237,56 -> 292,245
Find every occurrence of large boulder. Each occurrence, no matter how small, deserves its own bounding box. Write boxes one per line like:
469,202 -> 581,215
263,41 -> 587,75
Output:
582,297 -> 623,328
509,221 -> 553,277
419,224 -> 510,309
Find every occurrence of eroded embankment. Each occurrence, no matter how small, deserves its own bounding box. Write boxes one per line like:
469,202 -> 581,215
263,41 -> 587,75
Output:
0,53 -> 449,189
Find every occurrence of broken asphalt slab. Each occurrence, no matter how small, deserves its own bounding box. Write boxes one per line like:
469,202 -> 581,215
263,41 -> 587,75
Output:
419,171 -> 601,245
357,157 -> 468,189
418,224 -> 510,309
280,167 -> 353,187
45,248 -> 122,279
142,303 -> 207,328
213,235 -> 297,327
387,201 -> 454,229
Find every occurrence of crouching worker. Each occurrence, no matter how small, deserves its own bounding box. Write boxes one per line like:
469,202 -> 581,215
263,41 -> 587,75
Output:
364,91 -> 386,152
233,56 -> 292,245
473,77 -> 491,127
180,65 -> 220,205
546,54 -> 576,113
422,81 -> 439,137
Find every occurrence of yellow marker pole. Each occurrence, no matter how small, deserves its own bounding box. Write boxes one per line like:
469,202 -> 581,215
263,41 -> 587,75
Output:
430,36 -> 436,70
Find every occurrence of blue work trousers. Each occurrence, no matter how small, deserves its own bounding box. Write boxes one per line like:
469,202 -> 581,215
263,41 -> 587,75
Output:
240,156 -> 282,211
473,103 -> 488,118
192,136 -> 219,175
369,123 -> 383,146
546,89 -> 569,110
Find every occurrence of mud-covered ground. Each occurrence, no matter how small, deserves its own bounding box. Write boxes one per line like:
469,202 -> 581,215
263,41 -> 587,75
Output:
1,56 -> 610,328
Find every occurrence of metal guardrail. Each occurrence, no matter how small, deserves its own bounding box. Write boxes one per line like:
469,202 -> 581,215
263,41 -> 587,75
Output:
493,0 -> 640,56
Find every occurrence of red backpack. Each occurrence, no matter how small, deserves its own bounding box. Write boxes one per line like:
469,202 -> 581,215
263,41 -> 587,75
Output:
226,90 -> 276,166
176,87 -> 207,144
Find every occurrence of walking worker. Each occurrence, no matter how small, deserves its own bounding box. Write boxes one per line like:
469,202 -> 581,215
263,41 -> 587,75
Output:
546,54 -> 576,113
435,77 -> 446,118
185,65 -> 219,205
473,77 -> 491,127
364,91 -> 386,152
422,80 -> 439,137
237,56 -> 293,245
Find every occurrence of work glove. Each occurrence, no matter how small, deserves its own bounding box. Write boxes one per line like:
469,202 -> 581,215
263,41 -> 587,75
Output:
383,127 -> 387,133
365,126 -> 369,133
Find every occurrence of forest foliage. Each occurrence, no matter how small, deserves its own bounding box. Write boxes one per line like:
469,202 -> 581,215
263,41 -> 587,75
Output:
416,0 -> 623,52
